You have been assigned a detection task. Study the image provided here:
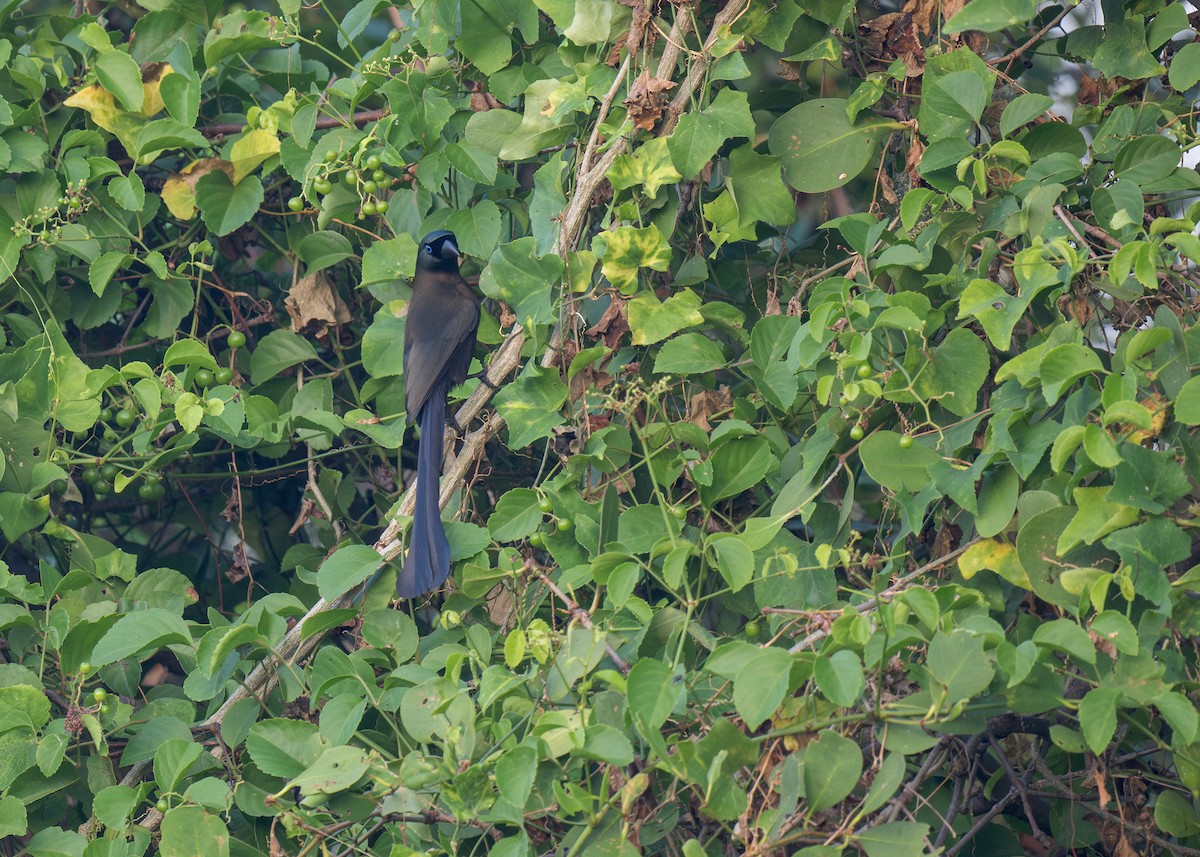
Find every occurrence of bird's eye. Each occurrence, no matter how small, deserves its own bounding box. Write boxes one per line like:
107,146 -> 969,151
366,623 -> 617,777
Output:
424,245 -> 433,255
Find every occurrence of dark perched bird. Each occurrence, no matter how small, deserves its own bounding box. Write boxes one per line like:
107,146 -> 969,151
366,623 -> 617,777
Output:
397,230 -> 480,598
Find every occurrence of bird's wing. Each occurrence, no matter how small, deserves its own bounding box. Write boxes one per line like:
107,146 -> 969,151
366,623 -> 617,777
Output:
403,288 -> 480,420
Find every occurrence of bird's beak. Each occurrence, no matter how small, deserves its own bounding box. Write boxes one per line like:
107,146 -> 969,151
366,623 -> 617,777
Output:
445,239 -> 461,260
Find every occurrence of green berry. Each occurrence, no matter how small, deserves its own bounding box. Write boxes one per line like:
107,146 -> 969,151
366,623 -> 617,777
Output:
155,798 -> 168,813
227,331 -> 247,349
361,201 -> 377,216
50,479 -> 68,495
79,662 -> 92,675
115,408 -> 136,428
98,407 -> 113,423
899,434 -> 914,449
324,150 -> 337,163
99,703 -> 110,715
215,367 -> 234,385
365,155 -> 381,171
313,179 -> 332,195
92,481 -> 111,496
149,483 -> 166,500
375,199 -> 389,213
849,425 -> 864,441
387,29 -> 400,42
745,621 -> 762,639
343,170 -> 358,185
670,504 -> 687,521
92,688 -> 107,703
857,363 -> 872,379
144,472 -> 161,486
195,369 -> 214,387
538,497 -> 553,513
372,169 -> 386,183
528,531 -> 545,548
287,196 -> 304,212
81,468 -> 100,485
103,427 -> 119,443
138,483 -> 156,500
100,462 -> 119,481
362,180 -> 378,194
555,517 -> 573,532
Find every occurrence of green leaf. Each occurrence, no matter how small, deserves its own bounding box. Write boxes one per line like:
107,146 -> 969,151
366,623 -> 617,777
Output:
1000,92 -> 1054,138
945,0 -> 1038,34
361,234 -> 418,286
769,98 -> 892,192
734,647 -> 792,730
1058,486 -> 1139,555
700,437 -> 774,505
860,753 -> 906,815
709,535 -> 754,593
160,806 -> 230,857
1170,42 -> 1200,91
923,70 -> 987,126
1033,618 -> 1096,665
1115,135 -> 1181,185
859,431 -> 941,492
246,719 -> 324,779
1078,687 -> 1119,753
856,822 -> 930,857
627,659 -> 677,729
249,329 -> 317,382
814,649 -> 865,707
194,171 -> 264,236
609,137 -> 682,199
94,51 -> 144,112
488,488 -> 543,542
1039,343 -> 1104,403
493,362 -> 567,449
654,333 -> 727,375
804,730 -> 862,812
203,10 -> 279,67
91,608 -> 192,668
1092,21 -> 1166,81
286,745 -> 369,795
297,231 -> 354,272
316,544 -> 383,601
1175,376 -> 1200,424
927,630 -> 994,701
109,172 -> 145,211
667,88 -> 755,179
230,129 -> 280,184
479,237 -> 564,326
154,739 -> 203,793
89,251 -> 130,297
726,145 -> 794,226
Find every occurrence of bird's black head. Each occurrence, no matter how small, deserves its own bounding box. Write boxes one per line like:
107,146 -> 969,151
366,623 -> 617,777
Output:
416,230 -> 462,275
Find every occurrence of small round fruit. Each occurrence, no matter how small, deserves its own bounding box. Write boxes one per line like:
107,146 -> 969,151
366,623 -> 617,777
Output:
745,621 -> 762,639
81,468 -> 100,485
195,369 -> 214,387
537,497 -> 553,513
375,199 -> 389,213
147,483 -> 166,500
103,427 -> 119,443
554,517 -> 574,532
100,462 -> 119,481
215,367 -> 234,384
899,434 -> 914,449
365,155 -> 381,171
528,531 -> 545,548
857,364 -> 872,379
287,196 -> 304,212
361,201 -> 377,216
79,662 -> 92,675
670,504 -> 687,521
99,703 -> 110,715
324,150 -> 337,163
98,407 -> 113,423
387,28 -> 400,41
92,688 -> 107,703
849,425 -> 864,441
68,197 -> 81,210
372,169 -> 386,183
155,798 -> 168,813
227,330 -> 247,349
313,178 -> 332,195
343,170 -> 358,185
50,479 -> 68,495
139,484 -> 157,500
362,179 -> 378,194
92,481 -> 111,496
115,408 -> 136,428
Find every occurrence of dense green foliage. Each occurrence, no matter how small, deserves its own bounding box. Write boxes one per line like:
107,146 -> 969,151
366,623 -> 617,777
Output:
7,0 -> 1200,854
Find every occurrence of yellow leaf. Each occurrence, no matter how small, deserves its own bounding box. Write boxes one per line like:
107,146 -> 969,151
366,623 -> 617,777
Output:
958,539 -> 1031,589
162,158 -> 234,220
229,129 -> 281,185
63,63 -> 175,158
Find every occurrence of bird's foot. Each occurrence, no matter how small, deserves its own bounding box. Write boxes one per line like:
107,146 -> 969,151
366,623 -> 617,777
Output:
445,413 -> 465,435
472,370 -> 499,390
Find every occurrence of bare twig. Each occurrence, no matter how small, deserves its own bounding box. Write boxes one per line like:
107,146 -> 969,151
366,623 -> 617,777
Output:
535,568 -> 631,673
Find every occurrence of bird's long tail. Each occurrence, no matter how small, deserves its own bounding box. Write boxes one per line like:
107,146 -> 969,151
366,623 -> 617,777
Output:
398,382 -> 451,597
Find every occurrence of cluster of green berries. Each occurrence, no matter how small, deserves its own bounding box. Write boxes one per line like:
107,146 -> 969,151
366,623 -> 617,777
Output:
291,152 -> 394,218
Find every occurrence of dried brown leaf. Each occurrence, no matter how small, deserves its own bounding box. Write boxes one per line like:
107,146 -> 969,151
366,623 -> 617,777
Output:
285,270 -> 352,339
